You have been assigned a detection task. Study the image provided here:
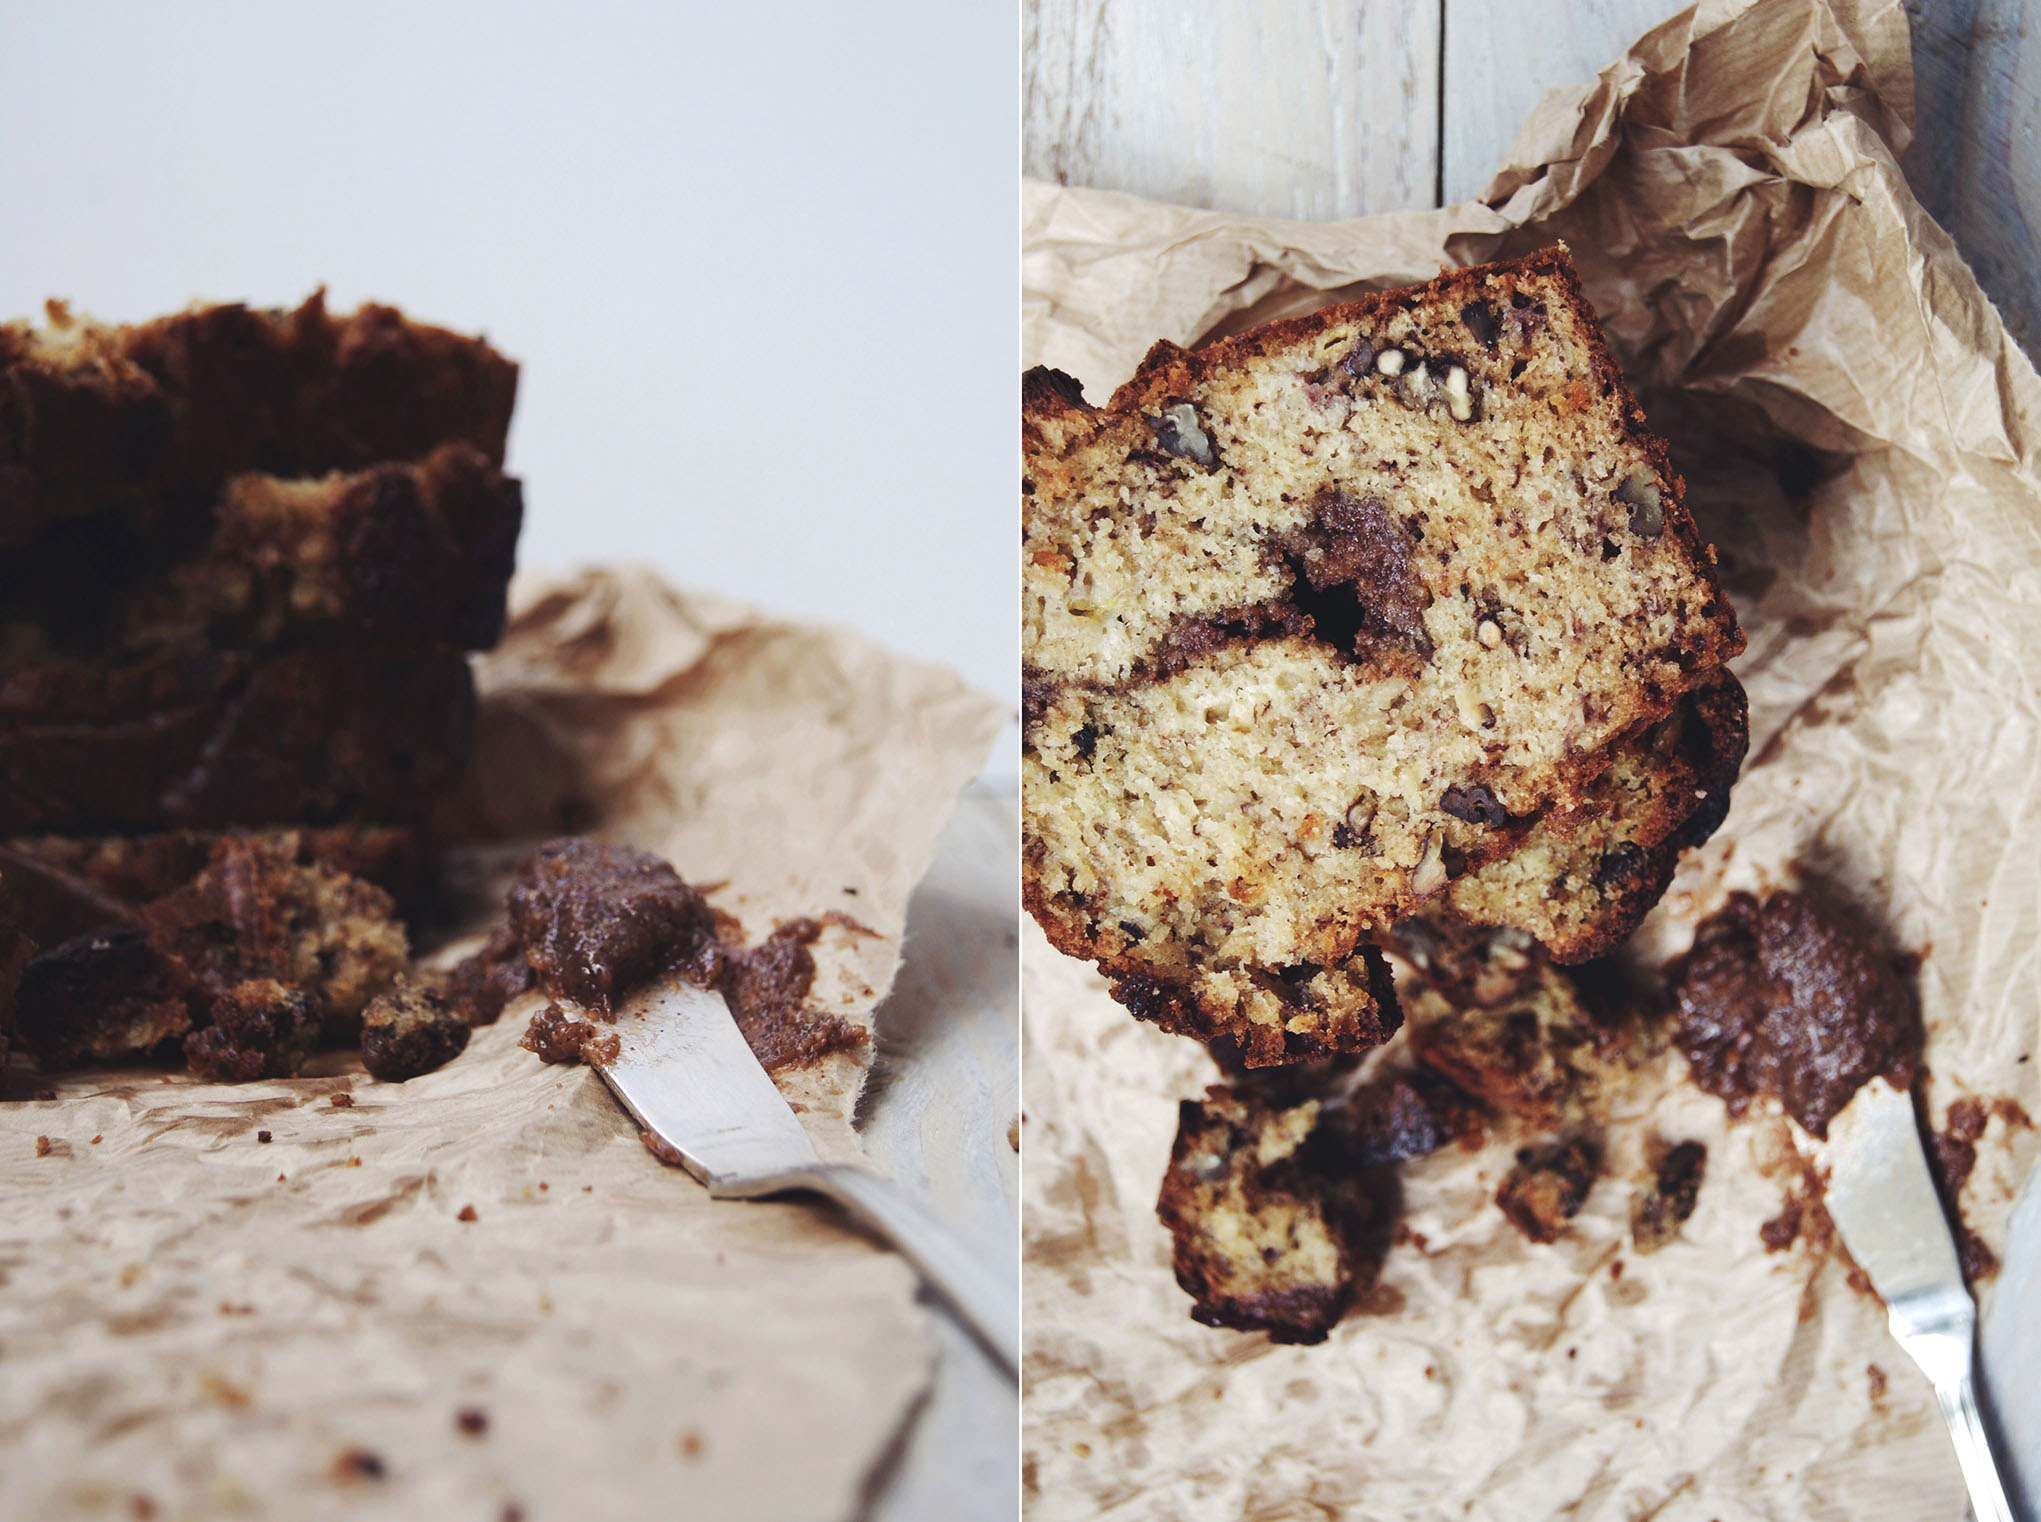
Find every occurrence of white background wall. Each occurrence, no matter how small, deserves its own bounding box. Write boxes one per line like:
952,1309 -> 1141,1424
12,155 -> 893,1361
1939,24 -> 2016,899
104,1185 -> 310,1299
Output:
0,2 -> 1016,753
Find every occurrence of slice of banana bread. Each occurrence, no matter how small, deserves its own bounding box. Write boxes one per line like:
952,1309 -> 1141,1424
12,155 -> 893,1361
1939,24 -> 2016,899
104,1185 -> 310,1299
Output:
1024,247 -> 1743,1065
0,644 -> 474,834
2,442 -> 521,668
0,293 -> 515,549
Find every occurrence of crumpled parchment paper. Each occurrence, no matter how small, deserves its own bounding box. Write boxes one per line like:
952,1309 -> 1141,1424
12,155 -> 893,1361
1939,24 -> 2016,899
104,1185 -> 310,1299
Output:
0,566 -> 1005,1522
1020,2 -> 2041,1517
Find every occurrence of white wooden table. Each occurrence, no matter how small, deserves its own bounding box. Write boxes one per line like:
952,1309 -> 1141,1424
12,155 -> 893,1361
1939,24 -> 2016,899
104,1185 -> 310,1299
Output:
1024,0 -> 2041,360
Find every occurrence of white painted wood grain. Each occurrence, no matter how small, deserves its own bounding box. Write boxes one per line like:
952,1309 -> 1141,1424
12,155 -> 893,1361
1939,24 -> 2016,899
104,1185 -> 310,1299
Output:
1022,0 -> 1441,218
1441,0 -> 1690,203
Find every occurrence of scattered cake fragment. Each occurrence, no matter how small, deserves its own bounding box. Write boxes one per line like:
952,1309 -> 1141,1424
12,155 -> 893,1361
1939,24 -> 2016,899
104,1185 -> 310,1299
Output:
1629,1138 -> 1707,1254
8,836 -> 406,1074
1156,1086 -> 1388,1344
360,983 -> 470,1081
1496,1138 -> 1600,1244
1396,924 -> 1643,1128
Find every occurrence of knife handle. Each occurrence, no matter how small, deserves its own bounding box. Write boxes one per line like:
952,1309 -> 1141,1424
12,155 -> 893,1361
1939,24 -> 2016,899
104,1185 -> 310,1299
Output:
726,1164 -> 1019,1377
1934,1375 -> 2015,1522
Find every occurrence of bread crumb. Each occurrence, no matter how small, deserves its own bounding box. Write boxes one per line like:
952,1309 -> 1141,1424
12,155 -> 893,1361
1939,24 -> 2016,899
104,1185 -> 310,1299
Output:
35,1135 -> 51,1157
331,1093 -> 355,1108
333,1447 -> 385,1482
457,1205 -> 478,1222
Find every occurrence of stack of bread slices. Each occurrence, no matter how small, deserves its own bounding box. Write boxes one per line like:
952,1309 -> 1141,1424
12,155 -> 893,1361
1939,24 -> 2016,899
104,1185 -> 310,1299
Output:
0,295 -> 520,1081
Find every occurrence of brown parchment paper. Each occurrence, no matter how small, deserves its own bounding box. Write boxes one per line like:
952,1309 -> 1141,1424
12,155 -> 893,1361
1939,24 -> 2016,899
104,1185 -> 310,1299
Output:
1021,2 -> 2041,1517
0,567 -> 1005,1522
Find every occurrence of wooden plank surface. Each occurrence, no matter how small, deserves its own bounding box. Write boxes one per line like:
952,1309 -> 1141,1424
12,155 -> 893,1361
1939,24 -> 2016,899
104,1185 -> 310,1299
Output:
1025,0 -> 2041,363
1440,0 -> 1686,203
1022,0 -> 1441,218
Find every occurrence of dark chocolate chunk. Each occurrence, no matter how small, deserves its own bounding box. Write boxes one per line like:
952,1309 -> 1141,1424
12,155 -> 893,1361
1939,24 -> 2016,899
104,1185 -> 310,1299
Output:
1440,783 -> 1508,827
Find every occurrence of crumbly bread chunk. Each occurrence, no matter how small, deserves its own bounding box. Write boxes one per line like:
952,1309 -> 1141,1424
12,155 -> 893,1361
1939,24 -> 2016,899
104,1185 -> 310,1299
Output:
0,293 -> 515,548
1630,1138 -> 1707,1253
11,835 -> 407,1070
1024,248 -> 1743,1065
360,982 -> 470,1081
1395,926 -> 1642,1128
0,644 -> 474,833
6,825 -> 426,915
1496,1138 -> 1600,1244
1156,1087 -> 1382,1343
1442,669 -> 1746,960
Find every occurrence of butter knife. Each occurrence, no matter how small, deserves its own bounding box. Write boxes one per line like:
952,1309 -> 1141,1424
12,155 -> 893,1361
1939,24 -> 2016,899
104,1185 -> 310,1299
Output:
591,973 -> 1019,1377
1820,1078 -> 2016,1522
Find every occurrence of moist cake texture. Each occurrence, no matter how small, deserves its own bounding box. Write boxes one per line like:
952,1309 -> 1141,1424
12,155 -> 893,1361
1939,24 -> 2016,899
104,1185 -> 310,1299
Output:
1024,247 -> 1743,1065
1442,668 -> 1746,961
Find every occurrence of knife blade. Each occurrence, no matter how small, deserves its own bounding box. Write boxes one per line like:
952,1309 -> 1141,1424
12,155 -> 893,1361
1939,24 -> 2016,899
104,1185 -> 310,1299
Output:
591,973 -> 1020,1375
1819,1078 -> 2015,1522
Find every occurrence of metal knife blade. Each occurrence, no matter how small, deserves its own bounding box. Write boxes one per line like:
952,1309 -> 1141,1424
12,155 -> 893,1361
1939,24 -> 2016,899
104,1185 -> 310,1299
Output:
1819,1078 -> 2015,1522
1822,1078 -> 1964,1305
595,973 -> 821,1190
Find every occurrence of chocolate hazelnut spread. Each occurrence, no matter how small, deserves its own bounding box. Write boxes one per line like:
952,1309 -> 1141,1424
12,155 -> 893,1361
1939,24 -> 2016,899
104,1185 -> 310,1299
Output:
506,838 -> 716,1016
443,925 -> 536,1026
500,837 -> 868,1072
1670,889 -> 1921,1138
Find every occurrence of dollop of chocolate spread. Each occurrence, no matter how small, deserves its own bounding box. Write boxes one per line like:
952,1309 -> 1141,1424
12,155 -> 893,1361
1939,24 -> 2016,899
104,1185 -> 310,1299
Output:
505,838 -> 716,1016
499,837 -> 869,1072
720,917 -> 867,1070
1671,889 -> 1921,1139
